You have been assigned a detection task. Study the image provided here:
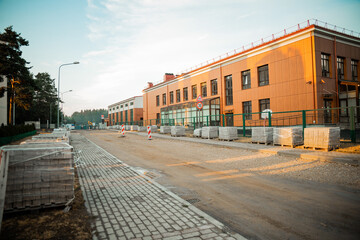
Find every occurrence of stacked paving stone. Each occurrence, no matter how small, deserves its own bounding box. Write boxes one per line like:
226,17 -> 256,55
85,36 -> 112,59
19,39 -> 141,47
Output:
130,125 -> 138,131
160,126 -> 171,134
219,127 -> 238,140
171,126 -> 185,137
125,125 -> 131,131
252,127 -> 273,144
273,127 -> 303,146
2,143 -> 74,211
137,126 -> 147,132
150,125 -> 158,132
201,127 -> 219,139
304,127 -> 340,150
193,128 -> 202,137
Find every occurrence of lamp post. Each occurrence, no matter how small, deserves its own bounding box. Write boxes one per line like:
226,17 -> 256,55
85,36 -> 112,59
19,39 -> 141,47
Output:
61,90 -> 73,126
57,61 -> 79,128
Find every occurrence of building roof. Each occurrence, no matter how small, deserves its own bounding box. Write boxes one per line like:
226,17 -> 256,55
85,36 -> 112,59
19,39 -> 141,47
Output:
108,95 -> 143,108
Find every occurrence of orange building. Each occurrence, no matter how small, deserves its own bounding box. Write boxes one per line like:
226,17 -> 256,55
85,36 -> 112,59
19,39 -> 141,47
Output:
143,20 -> 360,127
108,96 -> 143,126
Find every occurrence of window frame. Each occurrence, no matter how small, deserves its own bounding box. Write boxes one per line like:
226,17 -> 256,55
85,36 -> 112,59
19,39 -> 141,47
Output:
162,93 -> 166,105
176,89 -> 181,103
258,65 -> 269,86
211,79 -> 218,95
242,101 -> 252,120
351,59 -> 358,81
156,95 -> 159,106
183,87 -> 188,101
201,82 -> 207,97
242,69 -> 251,89
259,98 -> 270,119
321,53 -> 330,77
192,85 -> 197,99
337,56 -> 345,80
225,75 -> 233,106
169,91 -> 174,104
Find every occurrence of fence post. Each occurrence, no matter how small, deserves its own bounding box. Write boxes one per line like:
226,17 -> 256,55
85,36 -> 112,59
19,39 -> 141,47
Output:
206,116 -> 209,126
302,110 -> 307,137
350,106 -> 356,143
242,114 -> 246,137
222,114 -> 225,127
268,112 -> 272,127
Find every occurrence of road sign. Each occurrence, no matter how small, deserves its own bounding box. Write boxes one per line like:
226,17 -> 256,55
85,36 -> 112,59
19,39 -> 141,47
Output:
196,102 -> 203,110
196,95 -> 203,102
261,109 -> 272,119
101,115 -> 104,119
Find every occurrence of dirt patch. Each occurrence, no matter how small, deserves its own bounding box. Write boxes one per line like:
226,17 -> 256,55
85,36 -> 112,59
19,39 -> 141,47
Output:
0,166 -> 93,240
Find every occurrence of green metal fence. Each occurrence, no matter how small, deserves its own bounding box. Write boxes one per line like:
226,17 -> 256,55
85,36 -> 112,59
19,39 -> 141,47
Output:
0,130 -> 37,146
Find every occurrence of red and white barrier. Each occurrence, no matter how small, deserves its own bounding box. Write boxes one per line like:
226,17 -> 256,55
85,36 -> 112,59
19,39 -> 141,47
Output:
121,125 -> 125,137
147,126 -> 152,140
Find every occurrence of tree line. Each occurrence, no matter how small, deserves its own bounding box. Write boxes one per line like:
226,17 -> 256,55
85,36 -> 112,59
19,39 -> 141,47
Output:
64,109 -> 108,125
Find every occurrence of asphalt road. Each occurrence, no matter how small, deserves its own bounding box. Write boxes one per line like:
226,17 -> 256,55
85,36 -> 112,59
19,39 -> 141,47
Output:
79,130 -> 360,240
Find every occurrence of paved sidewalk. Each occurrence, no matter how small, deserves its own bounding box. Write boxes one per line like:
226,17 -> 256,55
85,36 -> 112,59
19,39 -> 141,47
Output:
128,131 -> 359,165
71,133 -> 244,240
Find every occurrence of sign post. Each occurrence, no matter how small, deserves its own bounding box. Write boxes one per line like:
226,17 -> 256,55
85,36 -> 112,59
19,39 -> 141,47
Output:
196,95 -> 203,129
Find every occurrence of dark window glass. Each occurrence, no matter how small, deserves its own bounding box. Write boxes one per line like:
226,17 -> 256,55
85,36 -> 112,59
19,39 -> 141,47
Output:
259,98 -> 270,119
130,109 -> 133,122
337,57 -> 345,80
170,91 -> 174,104
242,101 -> 252,120
321,53 -> 330,77
242,70 -> 251,89
201,82 -> 207,97
130,102 -> 134,105
156,95 -> 159,106
211,79 -> 218,95
120,111 -> 123,122
225,75 -> 233,105
192,85 -> 197,99
162,93 -> 166,105
176,89 -> 180,102
258,65 -> 269,86
351,59 -> 358,81
183,87 -> 188,101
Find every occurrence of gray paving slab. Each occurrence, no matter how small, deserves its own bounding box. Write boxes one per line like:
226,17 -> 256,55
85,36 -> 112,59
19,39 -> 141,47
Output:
71,134 -> 245,240
127,131 -> 359,165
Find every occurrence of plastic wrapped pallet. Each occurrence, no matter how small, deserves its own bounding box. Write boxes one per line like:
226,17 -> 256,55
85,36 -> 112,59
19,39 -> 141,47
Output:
304,127 -> 340,150
193,128 -> 202,137
125,125 -> 131,131
130,125 -> 138,131
138,126 -> 147,132
160,126 -> 171,134
219,127 -> 238,140
1,143 -> 74,211
273,127 -> 303,146
251,127 -> 273,144
150,125 -> 158,132
171,126 -> 185,137
201,126 -> 219,139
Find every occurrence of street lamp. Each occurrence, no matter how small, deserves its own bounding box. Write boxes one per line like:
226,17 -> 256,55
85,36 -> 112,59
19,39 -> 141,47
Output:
61,90 -> 73,126
57,61 -> 79,128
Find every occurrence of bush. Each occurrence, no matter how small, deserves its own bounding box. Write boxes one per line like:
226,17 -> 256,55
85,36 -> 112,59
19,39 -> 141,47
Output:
0,124 -> 36,138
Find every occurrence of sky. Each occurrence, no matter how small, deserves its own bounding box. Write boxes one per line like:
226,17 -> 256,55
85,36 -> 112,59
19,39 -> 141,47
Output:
0,0 -> 359,116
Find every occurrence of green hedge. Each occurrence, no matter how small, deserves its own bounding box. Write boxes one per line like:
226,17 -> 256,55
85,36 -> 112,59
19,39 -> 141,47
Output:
0,124 -> 36,137
0,130 -> 37,146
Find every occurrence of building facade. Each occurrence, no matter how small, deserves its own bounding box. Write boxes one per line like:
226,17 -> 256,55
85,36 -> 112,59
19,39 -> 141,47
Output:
108,96 -> 143,126
143,22 -> 360,127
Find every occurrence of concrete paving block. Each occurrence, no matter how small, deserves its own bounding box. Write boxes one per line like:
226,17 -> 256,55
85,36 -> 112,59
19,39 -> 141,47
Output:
171,126 -> 185,137
130,125 -> 139,131
273,127 -> 303,146
304,127 -> 340,149
160,126 -> 171,134
201,127 -> 219,139
252,127 -> 273,144
138,126 -> 147,132
193,129 -> 202,138
219,127 -> 238,140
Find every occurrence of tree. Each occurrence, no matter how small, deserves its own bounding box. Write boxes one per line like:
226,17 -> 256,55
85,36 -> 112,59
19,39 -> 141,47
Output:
0,26 -> 34,125
66,109 -> 108,125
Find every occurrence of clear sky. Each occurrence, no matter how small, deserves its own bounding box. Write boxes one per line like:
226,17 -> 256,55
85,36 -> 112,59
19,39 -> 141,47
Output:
0,0 -> 359,116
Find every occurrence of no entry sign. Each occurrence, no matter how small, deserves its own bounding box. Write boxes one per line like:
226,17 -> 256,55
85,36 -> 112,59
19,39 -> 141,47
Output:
196,102 -> 203,110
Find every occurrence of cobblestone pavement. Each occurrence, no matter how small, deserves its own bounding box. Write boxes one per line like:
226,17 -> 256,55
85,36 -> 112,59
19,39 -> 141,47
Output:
71,133 -> 244,240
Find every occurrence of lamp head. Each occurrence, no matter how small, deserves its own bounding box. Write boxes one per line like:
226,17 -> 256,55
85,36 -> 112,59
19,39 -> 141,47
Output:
73,61 -> 80,64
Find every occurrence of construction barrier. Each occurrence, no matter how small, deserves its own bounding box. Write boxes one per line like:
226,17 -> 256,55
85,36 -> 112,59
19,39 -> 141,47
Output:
147,126 -> 152,140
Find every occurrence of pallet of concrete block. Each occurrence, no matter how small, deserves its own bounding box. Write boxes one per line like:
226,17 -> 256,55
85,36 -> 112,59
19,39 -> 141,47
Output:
273,127 -> 303,148
251,127 -> 273,145
171,126 -> 185,137
201,126 -> 219,139
160,126 -> 171,134
130,125 -> 138,131
20,138 -> 68,145
219,127 -> 238,141
125,125 -> 131,131
193,128 -> 202,138
137,126 -> 147,132
32,133 -> 69,143
303,127 -> 340,151
150,125 -> 158,132
1,143 -> 74,212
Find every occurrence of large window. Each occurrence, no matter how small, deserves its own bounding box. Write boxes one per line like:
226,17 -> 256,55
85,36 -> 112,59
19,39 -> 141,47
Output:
321,53 -> 330,77
170,91 -> 174,104
242,101 -> 252,120
183,87 -> 188,101
162,93 -> 166,105
120,111 -> 123,122
130,109 -> 133,123
225,75 -> 233,105
201,82 -> 207,97
211,79 -> 217,95
156,95 -> 159,106
351,59 -> 358,81
242,70 -> 251,89
258,65 -> 269,86
337,57 -> 345,80
176,89 -> 180,103
192,85 -> 197,99
259,98 -> 270,119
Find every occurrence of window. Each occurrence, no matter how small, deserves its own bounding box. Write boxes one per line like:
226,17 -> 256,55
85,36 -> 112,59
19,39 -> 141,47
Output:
183,87 -> 188,101
176,89 -> 181,102
321,53 -> 330,77
337,57 -> 345,80
258,65 -> 269,86
120,111 -> 123,122
211,79 -> 217,95
112,107 -> 115,111
116,106 -> 119,109
125,104 -> 128,107
130,102 -> 134,106
163,93 -> 166,105
156,95 -> 159,106
259,98 -> 270,119
192,85 -> 197,99
170,91 -> 174,104
201,82 -> 207,97
351,59 -> 358,81
242,101 -> 252,120
130,109 -> 133,123
242,70 -> 251,89
120,105 -> 123,108
225,75 -> 233,105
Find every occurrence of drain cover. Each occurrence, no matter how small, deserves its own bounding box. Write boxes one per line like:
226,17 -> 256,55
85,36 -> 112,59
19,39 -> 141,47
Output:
186,198 -> 201,204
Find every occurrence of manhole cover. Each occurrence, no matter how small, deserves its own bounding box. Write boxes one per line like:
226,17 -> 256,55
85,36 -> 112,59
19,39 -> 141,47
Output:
186,198 -> 201,204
